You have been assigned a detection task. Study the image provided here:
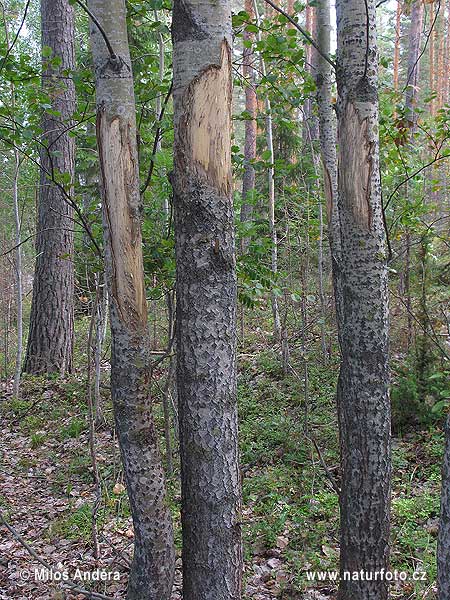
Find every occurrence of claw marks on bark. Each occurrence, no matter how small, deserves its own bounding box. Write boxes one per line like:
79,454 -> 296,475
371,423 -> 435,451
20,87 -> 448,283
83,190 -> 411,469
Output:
96,108 -> 147,330
339,101 -> 374,231
176,40 -> 232,197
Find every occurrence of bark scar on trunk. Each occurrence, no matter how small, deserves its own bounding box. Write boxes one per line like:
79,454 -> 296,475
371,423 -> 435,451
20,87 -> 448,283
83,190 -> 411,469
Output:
339,101 -> 374,231
177,39 -> 232,197
96,108 -> 147,330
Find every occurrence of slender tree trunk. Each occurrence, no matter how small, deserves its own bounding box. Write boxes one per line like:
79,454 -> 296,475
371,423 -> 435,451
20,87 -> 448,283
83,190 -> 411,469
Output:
3,12 -> 23,397
303,3 -> 319,146
405,0 -> 424,127
88,2 -> 175,598
445,0 -> 450,105
240,0 -> 257,254
93,273 -> 108,424
438,414 -> 450,600
430,2 -> 436,117
254,0 -> 281,340
24,0 -> 75,375
404,2 -> 424,350
437,24 -> 445,110
318,202 -> 327,359
393,1 -> 401,96
171,1 -> 242,598
316,0 -> 341,321
335,2 -> 391,600
12,148 -> 22,398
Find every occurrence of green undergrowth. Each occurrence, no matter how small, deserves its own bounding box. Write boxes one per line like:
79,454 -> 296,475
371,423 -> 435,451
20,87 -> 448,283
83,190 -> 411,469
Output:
0,319 -> 445,598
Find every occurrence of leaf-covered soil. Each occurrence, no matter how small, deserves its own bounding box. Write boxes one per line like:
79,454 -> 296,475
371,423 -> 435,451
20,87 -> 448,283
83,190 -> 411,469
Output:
0,338 -> 444,600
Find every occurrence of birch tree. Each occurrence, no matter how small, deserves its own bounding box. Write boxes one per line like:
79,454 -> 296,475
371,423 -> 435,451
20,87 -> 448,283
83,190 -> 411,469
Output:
24,0 -> 75,375
335,1 -> 391,599
171,0 -> 242,596
87,1 -> 175,598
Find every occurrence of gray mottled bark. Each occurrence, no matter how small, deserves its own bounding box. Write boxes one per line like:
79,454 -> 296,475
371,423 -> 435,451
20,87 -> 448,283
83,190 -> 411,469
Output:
335,2 -> 391,600
24,0 -> 75,375
316,0 -> 339,264
316,0 -> 343,342
87,1 -> 175,598
438,414 -> 450,599
172,0 -> 242,598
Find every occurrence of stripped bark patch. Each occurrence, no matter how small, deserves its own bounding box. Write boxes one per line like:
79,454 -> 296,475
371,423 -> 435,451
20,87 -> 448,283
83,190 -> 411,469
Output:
96,111 -> 147,329
339,101 -> 373,230
179,40 -> 232,196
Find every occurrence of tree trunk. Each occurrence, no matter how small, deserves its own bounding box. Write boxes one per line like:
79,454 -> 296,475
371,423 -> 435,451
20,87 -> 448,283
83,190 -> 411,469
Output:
303,2 -> 319,145
316,0 -> 341,320
438,414 -> 450,600
335,2 -> 391,600
93,273 -> 108,424
405,0 -> 424,127
393,1 -> 401,96
12,148 -> 22,398
24,0 -> 75,375
87,1 -> 175,598
254,0 -> 281,340
240,0 -> 257,254
430,2 -> 436,117
404,1 -> 424,350
318,202 -> 327,359
171,0 -> 242,597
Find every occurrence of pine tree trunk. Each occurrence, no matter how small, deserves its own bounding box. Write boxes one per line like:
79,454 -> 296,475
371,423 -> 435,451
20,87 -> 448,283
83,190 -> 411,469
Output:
393,1 -> 401,96
171,1 -> 242,598
24,0 -> 75,375
335,2 -> 391,599
430,2 -> 436,117
87,2 -> 175,598
405,0 -> 424,127
438,414 -> 450,600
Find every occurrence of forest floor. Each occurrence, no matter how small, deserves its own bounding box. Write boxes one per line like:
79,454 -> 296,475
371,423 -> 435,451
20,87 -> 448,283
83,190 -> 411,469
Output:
0,317 -> 444,600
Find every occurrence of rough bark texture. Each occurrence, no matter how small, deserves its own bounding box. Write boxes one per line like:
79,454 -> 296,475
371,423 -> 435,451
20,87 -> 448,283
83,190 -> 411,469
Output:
438,414 -> 450,600
172,1 -> 242,598
24,0 -> 75,375
335,2 -> 391,600
88,2 -> 175,598
240,0 -> 257,253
